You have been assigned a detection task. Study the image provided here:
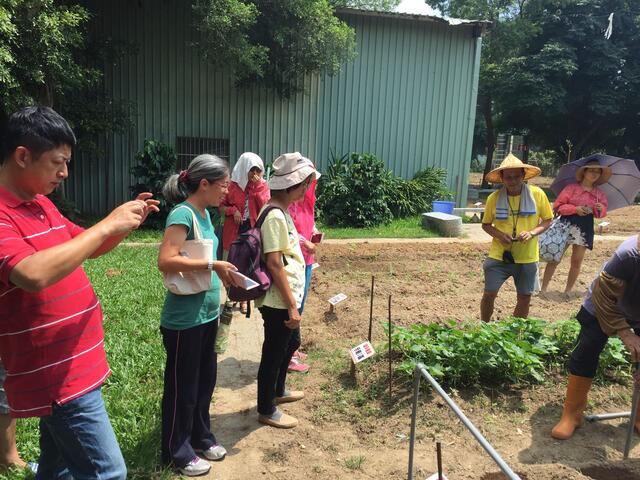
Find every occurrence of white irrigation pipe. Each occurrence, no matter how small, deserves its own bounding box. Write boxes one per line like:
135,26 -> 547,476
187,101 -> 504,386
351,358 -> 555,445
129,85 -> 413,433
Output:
408,363 -> 521,480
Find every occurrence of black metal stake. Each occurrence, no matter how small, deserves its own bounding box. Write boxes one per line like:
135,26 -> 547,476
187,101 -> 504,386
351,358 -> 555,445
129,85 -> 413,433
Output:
368,276 -> 375,342
437,442 -> 443,480
388,295 -> 392,399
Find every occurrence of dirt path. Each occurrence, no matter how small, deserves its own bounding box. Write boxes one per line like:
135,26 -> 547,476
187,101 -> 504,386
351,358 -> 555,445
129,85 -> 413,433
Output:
206,310 -> 264,480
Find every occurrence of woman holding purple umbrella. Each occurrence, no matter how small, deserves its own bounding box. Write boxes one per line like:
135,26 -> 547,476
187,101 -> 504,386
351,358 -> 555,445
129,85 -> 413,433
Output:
540,161 -> 610,293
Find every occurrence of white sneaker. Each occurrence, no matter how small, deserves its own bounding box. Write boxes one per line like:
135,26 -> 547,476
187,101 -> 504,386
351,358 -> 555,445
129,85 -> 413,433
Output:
180,456 -> 211,476
198,444 -> 227,461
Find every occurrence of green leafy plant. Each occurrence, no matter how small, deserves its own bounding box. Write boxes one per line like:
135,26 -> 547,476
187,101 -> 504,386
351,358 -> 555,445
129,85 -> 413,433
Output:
130,139 -> 178,228
390,318 -> 631,387
383,167 -> 453,218
316,152 -> 392,228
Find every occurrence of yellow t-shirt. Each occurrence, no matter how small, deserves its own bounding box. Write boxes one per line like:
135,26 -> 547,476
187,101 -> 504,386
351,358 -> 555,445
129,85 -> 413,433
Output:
255,207 -> 306,309
483,185 -> 553,263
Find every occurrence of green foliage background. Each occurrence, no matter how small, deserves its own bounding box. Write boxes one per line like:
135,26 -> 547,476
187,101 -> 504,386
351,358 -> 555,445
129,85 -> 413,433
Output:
316,152 -> 452,227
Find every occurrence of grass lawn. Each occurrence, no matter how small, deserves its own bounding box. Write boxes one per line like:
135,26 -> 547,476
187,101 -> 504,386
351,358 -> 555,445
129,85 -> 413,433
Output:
5,246 -> 172,480
318,215 -> 438,239
125,215 -> 438,243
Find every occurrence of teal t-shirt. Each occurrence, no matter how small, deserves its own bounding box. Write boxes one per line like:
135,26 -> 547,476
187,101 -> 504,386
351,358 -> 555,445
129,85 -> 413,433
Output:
160,203 -> 221,330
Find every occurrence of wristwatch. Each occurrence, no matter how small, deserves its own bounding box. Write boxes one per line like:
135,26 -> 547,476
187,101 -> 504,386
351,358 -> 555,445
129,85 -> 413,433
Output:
207,260 -> 214,271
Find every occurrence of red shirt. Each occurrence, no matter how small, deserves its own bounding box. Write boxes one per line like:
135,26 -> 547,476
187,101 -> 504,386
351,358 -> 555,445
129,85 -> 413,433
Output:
219,180 -> 270,251
0,187 -> 110,417
553,183 -> 608,218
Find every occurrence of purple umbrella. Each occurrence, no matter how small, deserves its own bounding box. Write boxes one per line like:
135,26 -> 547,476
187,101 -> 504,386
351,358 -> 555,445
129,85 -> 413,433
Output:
550,153 -> 640,212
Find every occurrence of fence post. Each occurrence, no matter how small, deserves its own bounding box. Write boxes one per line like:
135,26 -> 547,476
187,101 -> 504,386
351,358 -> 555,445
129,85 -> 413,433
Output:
408,366 -> 421,480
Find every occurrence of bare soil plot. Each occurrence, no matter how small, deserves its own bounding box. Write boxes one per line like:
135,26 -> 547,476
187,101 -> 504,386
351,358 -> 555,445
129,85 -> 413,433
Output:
210,236 -> 640,480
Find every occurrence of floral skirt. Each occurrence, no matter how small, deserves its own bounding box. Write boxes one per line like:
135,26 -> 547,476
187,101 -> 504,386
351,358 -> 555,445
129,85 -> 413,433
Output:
561,214 -> 594,250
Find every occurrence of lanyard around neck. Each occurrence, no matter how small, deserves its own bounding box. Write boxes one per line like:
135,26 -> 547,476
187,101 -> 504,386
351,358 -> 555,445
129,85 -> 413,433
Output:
507,195 -> 519,239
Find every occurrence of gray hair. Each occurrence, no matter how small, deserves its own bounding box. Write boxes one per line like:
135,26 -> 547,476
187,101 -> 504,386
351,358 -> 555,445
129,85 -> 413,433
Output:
163,154 -> 229,204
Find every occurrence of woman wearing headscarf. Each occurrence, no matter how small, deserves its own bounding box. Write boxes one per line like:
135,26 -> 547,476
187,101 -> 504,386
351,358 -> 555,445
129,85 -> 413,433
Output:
220,152 -> 270,312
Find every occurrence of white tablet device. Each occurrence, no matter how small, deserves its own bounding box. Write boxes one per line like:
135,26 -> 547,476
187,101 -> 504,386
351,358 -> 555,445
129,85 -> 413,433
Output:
229,270 -> 260,290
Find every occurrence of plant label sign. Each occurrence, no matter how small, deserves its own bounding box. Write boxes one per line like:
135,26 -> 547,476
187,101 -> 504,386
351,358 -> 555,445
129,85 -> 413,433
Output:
425,474 -> 448,480
350,341 -> 375,364
328,293 -> 347,306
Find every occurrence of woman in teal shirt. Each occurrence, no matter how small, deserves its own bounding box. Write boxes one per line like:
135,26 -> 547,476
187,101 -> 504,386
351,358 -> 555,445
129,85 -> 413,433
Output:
157,154 -> 238,477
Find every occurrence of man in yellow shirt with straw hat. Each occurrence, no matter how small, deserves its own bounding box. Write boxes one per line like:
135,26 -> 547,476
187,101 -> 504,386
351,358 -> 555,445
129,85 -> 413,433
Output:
480,153 -> 554,322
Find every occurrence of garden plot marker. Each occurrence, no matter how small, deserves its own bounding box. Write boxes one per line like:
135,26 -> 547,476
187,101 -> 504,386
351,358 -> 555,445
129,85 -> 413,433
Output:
350,341 -> 375,364
349,341 -> 375,382
424,442 -> 449,480
328,293 -> 347,313
368,276 -> 375,342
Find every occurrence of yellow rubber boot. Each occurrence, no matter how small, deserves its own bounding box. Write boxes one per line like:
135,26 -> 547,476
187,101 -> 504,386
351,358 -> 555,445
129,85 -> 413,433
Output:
551,375 -> 593,440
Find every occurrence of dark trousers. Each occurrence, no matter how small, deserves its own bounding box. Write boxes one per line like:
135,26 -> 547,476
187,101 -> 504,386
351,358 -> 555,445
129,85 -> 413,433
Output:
257,306 -> 301,415
569,306 -> 639,378
161,320 -> 219,468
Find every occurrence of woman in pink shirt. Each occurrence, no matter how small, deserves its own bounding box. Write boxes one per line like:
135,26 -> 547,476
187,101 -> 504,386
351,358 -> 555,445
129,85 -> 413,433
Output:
540,161 -> 610,293
287,174 -> 320,373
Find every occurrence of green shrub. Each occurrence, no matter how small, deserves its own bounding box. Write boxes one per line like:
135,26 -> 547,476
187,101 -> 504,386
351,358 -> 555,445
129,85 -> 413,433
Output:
316,152 -> 392,228
316,152 -> 453,225
383,168 -> 453,218
48,189 -> 86,226
130,140 -> 178,228
390,318 -> 630,387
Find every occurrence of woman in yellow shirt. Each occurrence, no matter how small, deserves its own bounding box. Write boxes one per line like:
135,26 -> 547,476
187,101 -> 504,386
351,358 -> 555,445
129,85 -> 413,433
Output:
255,153 -> 319,428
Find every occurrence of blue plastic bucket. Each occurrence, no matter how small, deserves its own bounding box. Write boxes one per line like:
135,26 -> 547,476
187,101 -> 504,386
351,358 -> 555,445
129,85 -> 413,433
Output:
432,200 -> 455,214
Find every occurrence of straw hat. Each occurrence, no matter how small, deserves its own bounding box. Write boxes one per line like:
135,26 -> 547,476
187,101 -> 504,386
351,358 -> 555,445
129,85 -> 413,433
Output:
268,152 -> 320,190
484,153 -> 541,184
575,161 -> 611,185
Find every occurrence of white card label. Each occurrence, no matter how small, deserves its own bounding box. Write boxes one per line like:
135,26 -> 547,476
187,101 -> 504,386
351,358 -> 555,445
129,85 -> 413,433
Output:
350,341 -> 375,364
328,293 -> 347,305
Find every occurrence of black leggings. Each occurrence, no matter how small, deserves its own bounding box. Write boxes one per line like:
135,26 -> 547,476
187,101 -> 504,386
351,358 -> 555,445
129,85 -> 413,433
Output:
257,306 -> 301,415
569,306 -> 638,378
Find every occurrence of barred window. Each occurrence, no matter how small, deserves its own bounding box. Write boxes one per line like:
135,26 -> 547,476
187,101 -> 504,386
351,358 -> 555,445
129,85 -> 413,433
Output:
175,136 -> 230,169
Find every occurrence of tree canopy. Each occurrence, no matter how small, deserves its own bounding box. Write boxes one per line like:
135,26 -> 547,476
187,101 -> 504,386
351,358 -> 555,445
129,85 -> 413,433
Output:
430,0 -> 640,180
0,0 -> 131,152
192,0 -> 357,96
500,0 -> 640,161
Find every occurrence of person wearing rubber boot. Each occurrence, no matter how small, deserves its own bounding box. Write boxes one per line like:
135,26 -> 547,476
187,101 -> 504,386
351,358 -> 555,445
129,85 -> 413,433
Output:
551,234 -> 640,440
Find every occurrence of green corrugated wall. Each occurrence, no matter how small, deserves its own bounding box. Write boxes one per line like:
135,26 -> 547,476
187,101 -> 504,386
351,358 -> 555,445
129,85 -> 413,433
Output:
68,1 -> 481,214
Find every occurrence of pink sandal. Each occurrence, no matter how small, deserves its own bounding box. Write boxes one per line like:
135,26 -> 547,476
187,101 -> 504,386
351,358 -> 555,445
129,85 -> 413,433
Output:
288,358 -> 310,373
293,350 -> 307,361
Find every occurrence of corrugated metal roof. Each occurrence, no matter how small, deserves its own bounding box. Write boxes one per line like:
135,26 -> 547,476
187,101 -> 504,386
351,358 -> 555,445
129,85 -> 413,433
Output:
337,6 -> 491,30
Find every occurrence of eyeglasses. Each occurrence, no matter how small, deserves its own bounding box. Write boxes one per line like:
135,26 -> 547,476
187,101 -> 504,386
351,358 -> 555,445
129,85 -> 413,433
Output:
210,180 -> 230,189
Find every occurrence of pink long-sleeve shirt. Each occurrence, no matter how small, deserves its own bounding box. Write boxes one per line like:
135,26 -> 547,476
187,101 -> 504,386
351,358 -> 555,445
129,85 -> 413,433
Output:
289,180 -> 317,266
553,183 -> 608,218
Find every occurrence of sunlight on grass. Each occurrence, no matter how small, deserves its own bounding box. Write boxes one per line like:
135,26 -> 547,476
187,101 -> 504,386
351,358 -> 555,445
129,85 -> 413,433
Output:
6,246 -> 173,480
319,216 -> 438,239
125,216 -> 439,243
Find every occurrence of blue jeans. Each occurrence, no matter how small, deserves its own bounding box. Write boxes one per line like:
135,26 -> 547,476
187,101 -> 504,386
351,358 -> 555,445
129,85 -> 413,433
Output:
299,264 -> 313,314
37,387 -> 126,480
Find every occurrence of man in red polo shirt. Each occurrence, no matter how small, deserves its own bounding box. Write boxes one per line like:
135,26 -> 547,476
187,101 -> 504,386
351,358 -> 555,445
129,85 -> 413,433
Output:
0,106 -> 159,479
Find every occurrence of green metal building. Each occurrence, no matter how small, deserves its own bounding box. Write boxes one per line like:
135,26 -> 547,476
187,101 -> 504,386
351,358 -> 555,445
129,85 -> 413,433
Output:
70,1 -> 485,214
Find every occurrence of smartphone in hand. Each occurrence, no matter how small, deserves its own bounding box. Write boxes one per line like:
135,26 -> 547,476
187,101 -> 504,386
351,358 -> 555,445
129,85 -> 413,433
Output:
310,232 -> 324,244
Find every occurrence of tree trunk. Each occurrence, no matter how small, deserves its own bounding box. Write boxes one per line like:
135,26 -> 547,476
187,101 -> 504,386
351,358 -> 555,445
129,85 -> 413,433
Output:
481,96 -> 496,188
